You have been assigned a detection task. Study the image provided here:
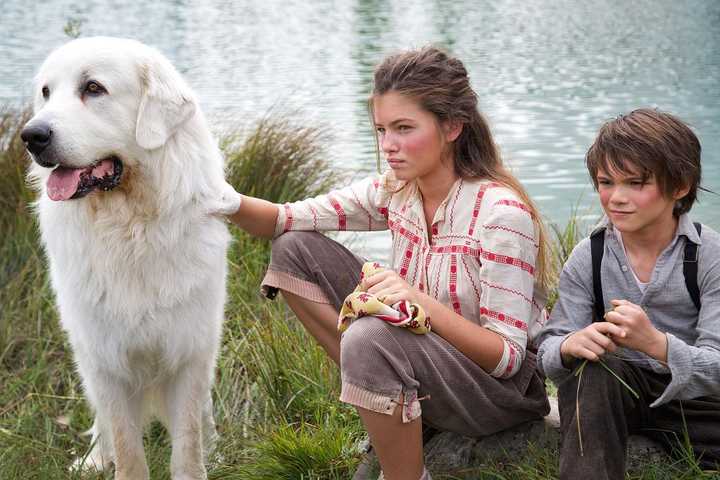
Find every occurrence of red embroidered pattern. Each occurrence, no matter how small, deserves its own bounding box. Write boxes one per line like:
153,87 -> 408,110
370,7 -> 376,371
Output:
449,255 -> 461,314
479,279 -> 534,305
329,195 -> 347,230
431,244 -> 482,256
461,256 -> 482,302
467,182 -> 502,236
388,209 -> 425,233
493,199 -> 531,215
449,179 -> 464,230
479,306 -> 528,331
399,244 -> 413,278
388,219 -> 423,245
503,345 -> 517,377
351,188 -> 375,230
483,224 -> 538,247
310,205 -> 318,230
283,203 -> 293,232
481,250 -> 535,275
433,253 -> 446,300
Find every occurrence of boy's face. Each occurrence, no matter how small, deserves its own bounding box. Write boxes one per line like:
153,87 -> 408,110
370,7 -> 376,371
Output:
596,164 -> 687,236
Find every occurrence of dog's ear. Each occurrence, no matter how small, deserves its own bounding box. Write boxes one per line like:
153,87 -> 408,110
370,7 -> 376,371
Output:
135,56 -> 196,150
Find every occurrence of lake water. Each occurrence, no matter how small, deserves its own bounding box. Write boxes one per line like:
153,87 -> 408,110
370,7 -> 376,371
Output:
2,0 -> 718,262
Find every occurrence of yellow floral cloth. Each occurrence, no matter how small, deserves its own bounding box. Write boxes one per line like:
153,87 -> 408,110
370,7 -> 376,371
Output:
338,262 -> 431,334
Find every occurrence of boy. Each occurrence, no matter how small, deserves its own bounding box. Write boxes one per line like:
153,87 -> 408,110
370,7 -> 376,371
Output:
537,108 -> 720,479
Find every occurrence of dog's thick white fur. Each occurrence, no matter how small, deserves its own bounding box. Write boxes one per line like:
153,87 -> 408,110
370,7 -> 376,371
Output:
25,37 -> 241,480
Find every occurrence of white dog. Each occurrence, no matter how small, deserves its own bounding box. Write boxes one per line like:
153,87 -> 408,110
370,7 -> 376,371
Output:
23,37 -> 241,480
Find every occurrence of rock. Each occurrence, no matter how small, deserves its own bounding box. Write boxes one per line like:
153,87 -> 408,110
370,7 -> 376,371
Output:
472,417 -> 559,461
423,431 -> 476,471
626,435 -> 667,472
352,452 -> 380,480
351,396 -> 668,479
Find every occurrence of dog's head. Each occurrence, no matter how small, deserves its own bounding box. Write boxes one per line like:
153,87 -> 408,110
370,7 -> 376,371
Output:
23,37 -> 197,201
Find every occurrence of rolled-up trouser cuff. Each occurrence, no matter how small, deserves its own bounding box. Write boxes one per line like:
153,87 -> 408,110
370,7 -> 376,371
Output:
340,381 -> 422,423
260,231 -> 363,310
261,269 -> 331,304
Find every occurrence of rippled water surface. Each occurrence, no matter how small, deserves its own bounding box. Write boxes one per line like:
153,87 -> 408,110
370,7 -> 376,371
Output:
2,0 -> 718,261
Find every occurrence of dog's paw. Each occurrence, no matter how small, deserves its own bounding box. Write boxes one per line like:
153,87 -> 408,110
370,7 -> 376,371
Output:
70,450 -> 111,473
205,181 -> 242,218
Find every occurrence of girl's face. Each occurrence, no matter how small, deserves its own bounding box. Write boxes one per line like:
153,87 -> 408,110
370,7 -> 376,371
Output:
373,91 -> 459,183
596,164 -> 687,236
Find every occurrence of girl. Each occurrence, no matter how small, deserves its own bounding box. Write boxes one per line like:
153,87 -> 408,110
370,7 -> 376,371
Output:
226,46 -> 550,480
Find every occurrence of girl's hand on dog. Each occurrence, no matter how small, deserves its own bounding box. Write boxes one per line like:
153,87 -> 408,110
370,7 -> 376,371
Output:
361,269 -> 421,306
560,322 -> 625,365
208,181 -> 243,217
604,299 -> 668,362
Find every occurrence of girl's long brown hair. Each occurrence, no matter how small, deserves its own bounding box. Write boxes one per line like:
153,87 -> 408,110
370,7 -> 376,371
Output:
371,46 -> 551,289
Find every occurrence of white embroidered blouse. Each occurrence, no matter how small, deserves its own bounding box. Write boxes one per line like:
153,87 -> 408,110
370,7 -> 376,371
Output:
274,172 -> 548,378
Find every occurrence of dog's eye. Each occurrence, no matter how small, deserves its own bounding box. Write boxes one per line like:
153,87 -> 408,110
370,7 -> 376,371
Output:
84,81 -> 107,96
42,86 -> 50,99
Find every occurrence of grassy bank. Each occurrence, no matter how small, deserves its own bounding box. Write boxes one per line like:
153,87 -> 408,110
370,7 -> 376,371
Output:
0,108 -> 715,479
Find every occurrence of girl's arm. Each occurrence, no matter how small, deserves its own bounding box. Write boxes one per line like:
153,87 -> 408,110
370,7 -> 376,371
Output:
418,292 -> 506,372
225,176 -> 390,238
227,194 -> 279,239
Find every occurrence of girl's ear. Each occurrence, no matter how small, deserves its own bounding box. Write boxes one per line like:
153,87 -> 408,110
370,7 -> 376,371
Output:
443,120 -> 463,143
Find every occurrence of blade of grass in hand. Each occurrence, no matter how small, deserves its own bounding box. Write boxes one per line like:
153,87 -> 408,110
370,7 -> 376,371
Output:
573,359 -> 588,456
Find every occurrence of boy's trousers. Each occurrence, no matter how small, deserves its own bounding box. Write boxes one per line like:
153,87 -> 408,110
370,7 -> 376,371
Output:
557,354 -> 720,480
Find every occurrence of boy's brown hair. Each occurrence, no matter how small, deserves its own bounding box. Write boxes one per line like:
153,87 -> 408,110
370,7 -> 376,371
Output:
585,108 -> 702,216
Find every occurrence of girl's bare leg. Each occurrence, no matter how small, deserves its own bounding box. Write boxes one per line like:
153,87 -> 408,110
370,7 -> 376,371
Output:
357,394 -> 424,480
282,291 -> 425,479
281,290 -> 341,365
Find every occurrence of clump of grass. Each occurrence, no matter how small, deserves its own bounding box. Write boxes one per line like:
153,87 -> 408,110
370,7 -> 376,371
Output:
222,113 -> 340,206
236,422 -> 363,480
0,107 -> 58,386
0,108 -> 37,289
545,205 -> 586,313
209,113 -> 360,476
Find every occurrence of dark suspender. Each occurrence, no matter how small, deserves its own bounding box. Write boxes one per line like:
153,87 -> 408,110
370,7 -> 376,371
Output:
684,223 -> 702,311
590,229 -> 606,322
590,222 -> 701,322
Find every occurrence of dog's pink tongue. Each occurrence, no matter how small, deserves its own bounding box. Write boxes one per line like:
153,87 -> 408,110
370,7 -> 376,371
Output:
47,167 -> 83,201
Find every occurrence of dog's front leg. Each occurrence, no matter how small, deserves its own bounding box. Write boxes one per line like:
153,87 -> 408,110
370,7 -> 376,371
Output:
165,362 -> 212,480
90,378 -> 149,480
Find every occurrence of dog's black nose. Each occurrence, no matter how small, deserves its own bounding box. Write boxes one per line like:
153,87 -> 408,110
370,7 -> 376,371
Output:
21,123 -> 53,156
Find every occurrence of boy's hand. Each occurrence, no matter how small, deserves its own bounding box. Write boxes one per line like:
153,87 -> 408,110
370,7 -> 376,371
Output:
604,299 -> 668,362
560,322 -> 626,365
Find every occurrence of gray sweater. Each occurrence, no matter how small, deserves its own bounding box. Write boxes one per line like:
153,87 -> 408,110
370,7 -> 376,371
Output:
537,214 -> 720,407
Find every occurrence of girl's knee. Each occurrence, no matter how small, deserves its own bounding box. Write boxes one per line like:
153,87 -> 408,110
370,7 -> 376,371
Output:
340,317 -> 395,364
270,231 -> 323,258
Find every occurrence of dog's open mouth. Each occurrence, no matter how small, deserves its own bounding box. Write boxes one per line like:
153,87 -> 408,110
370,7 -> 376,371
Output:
46,157 -> 124,201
